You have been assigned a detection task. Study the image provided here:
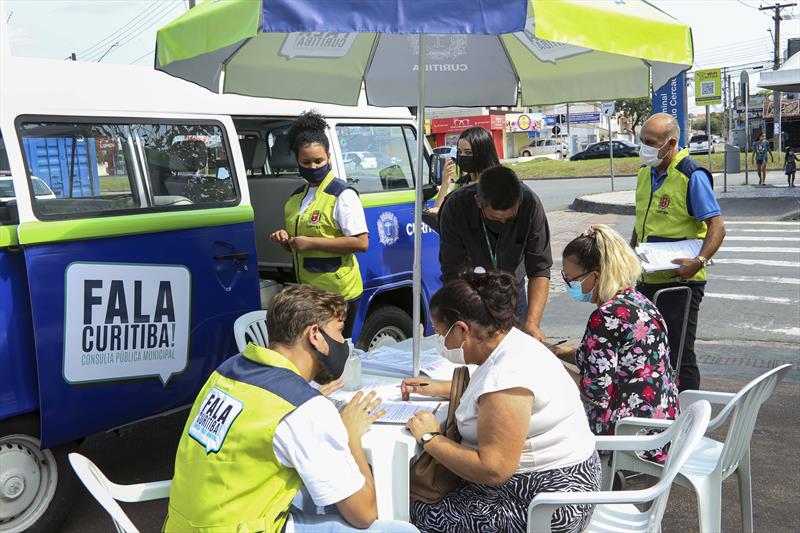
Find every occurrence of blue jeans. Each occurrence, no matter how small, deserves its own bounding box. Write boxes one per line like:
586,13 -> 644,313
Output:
287,486 -> 419,533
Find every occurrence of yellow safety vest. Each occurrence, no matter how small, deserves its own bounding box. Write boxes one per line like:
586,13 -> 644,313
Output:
284,170 -> 363,301
635,149 -> 710,284
164,344 -> 320,533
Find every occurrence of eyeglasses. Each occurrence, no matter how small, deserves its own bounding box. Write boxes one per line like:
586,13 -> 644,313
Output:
561,270 -> 591,289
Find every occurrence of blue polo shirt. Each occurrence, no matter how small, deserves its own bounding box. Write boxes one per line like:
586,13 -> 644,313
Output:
651,167 -> 721,221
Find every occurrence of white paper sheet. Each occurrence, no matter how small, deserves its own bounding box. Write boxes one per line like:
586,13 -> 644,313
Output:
372,401 -> 439,424
635,239 -> 703,272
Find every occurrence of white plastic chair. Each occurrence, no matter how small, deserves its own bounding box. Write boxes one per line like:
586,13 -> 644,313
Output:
68,453 -> 171,533
233,310 -> 268,352
527,400 -> 711,533
609,363 -> 791,533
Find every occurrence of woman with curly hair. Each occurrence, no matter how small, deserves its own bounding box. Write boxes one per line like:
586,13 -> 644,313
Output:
270,111 -> 369,338
401,270 -> 600,533
552,224 -> 679,463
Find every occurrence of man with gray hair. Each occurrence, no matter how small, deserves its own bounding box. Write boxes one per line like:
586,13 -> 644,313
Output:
632,113 -> 726,391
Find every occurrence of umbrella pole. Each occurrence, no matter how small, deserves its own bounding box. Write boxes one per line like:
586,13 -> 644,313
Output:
412,34 -> 426,378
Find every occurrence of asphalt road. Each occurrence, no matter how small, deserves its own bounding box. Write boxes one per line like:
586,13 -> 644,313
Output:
61,208 -> 800,533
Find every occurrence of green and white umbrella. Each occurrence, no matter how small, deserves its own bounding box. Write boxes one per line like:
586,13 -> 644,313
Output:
156,0 -> 694,107
156,0 -> 693,375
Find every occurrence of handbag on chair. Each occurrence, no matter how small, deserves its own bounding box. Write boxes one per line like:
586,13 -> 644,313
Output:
409,366 -> 470,503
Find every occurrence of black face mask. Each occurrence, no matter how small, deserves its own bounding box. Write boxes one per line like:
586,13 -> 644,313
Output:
312,329 -> 350,384
299,162 -> 331,184
457,154 -> 475,174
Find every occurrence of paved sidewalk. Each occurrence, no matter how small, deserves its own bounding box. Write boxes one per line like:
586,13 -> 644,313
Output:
571,170 -> 800,219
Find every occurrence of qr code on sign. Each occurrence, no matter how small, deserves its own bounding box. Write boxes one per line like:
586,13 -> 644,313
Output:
700,81 -> 715,97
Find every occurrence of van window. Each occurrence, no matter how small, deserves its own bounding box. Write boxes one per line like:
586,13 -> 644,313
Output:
335,125 -> 419,193
16,119 -> 237,219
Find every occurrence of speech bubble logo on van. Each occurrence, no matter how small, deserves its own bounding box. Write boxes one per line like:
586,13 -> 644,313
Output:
63,262 -> 191,386
279,32 -> 358,60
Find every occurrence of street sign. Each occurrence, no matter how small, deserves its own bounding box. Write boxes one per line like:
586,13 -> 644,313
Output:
556,114 -> 566,125
652,72 -> 687,147
552,125 -> 561,135
601,101 -> 616,117
695,68 -> 722,106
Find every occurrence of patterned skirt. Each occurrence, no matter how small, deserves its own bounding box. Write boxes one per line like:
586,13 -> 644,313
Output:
411,452 -> 601,533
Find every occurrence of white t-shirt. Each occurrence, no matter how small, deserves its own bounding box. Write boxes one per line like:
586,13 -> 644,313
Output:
298,187 -> 368,237
273,395 -> 365,507
456,327 -> 595,473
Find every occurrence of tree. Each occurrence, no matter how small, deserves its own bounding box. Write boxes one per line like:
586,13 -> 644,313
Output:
617,97 -> 652,138
693,117 -> 723,135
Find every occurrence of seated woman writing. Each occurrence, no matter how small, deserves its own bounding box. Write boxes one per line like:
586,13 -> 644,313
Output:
402,271 -> 600,533
553,224 -> 679,463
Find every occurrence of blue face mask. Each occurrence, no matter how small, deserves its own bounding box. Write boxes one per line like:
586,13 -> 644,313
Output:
299,162 -> 331,183
565,275 -> 593,302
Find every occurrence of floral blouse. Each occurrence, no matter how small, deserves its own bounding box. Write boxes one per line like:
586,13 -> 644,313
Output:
576,288 -> 679,462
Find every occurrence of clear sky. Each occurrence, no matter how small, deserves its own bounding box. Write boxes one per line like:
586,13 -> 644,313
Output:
3,0 -> 798,111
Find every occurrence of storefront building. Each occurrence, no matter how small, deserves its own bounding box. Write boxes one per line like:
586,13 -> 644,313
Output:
429,114 -> 507,159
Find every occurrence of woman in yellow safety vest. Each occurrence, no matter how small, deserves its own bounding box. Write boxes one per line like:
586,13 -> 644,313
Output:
270,111 -> 369,338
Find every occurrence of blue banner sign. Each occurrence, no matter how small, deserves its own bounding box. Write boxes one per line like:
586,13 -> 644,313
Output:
544,112 -> 600,126
652,72 -> 687,148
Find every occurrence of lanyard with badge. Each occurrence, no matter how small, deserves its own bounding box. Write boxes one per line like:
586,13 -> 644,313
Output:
481,219 -> 498,269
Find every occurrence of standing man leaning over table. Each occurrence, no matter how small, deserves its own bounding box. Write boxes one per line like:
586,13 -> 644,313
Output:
438,166 -> 552,343
633,113 -> 726,391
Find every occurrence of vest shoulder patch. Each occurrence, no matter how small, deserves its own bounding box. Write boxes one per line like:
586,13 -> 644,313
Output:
676,156 -> 714,186
324,178 -> 357,197
216,354 -> 321,406
188,386 -> 244,454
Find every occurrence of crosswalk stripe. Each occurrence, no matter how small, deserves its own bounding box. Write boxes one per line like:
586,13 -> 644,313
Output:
728,229 -> 800,233
724,236 -> 800,242
724,221 -> 800,226
712,274 -> 800,285
705,293 -> 797,305
714,258 -> 800,267
719,246 -> 799,253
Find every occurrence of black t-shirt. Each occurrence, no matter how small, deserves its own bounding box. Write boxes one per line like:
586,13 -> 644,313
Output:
438,183 -> 552,283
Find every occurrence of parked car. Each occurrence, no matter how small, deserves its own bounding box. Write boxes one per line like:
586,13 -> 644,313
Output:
519,138 -> 568,158
432,145 -> 457,160
0,175 -> 56,201
570,140 -> 639,161
689,134 -> 715,154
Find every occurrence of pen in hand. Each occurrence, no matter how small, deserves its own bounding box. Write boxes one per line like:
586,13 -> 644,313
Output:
397,383 -> 429,387
545,339 -> 567,349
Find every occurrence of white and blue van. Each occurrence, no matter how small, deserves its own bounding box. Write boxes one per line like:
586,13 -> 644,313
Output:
0,55 -> 440,531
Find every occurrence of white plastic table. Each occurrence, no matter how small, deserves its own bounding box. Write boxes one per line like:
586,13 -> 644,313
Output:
347,372 -> 447,521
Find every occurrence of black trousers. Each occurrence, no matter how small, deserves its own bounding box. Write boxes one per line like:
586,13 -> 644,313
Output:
637,282 -> 705,392
343,298 -> 360,340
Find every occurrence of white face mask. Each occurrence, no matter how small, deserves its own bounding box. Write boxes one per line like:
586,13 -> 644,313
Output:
639,139 -> 670,167
436,324 -> 465,365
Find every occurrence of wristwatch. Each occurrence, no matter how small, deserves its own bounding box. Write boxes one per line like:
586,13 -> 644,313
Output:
695,255 -> 709,267
420,431 -> 442,447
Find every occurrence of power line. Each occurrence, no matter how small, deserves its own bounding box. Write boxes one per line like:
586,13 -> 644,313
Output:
76,2 -> 155,58
129,49 -> 155,65
82,1 -> 180,62
82,1 -> 177,61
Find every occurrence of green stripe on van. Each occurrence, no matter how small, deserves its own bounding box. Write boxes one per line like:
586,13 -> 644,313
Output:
0,225 -> 19,248
17,205 -> 253,246
361,190 -> 418,208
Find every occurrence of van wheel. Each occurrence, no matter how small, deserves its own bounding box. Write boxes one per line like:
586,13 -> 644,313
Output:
357,305 -> 413,352
0,416 -> 78,533
521,151 -> 531,157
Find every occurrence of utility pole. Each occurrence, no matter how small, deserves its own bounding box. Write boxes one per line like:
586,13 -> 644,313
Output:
760,2 -> 796,155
